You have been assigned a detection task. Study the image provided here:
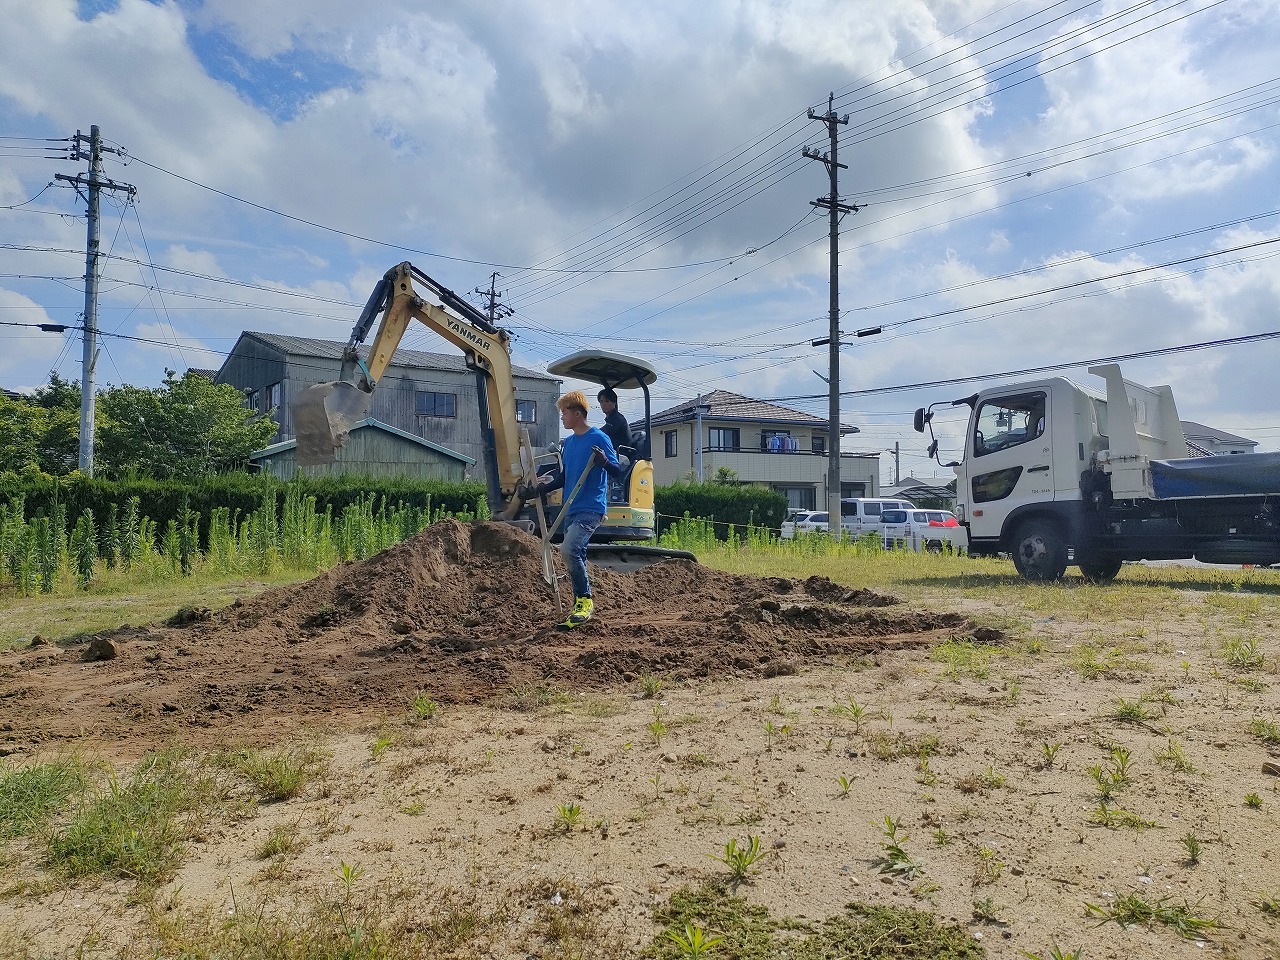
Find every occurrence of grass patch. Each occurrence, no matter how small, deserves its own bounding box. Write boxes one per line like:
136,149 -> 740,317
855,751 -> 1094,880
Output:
1071,642 -> 1149,679
1221,636 -> 1264,670
0,757 -> 88,841
651,883 -> 983,959
46,750 -> 214,883
929,638 -> 995,679
220,744 -> 329,802
1249,717 -> 1280,746
1085,893 -> 1222,940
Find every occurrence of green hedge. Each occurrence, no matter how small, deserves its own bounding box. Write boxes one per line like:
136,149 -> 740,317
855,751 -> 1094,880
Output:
0,473 -> 488,546
654,481 -> 788,540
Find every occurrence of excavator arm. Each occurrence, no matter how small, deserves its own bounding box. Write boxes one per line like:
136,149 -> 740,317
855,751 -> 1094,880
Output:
292,262 -> 530,513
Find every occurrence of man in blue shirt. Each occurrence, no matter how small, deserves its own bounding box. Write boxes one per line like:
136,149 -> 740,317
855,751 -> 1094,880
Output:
536,390 -> 621,628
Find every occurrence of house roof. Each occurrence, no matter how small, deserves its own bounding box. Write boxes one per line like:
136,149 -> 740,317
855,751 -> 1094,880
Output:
1180,420 -> 1256,447
229,332 -> 558,383
652,389 -> 858,433
185,367 -> 219,381
250,418 -> 476,464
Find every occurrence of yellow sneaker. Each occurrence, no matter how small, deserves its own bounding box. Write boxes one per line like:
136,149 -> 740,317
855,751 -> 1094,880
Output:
560,596 -> 594,628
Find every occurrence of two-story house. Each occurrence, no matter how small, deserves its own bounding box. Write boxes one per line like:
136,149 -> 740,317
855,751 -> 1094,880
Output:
650,390 -> 878,510
1181,420 -> 1258,456
215,332 -> 560,479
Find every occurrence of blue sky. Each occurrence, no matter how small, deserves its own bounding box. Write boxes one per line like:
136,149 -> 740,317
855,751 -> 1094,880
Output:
2,0 -> 1279,480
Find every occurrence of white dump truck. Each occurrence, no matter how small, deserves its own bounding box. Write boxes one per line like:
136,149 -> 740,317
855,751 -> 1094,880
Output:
913,363 -> 1280,581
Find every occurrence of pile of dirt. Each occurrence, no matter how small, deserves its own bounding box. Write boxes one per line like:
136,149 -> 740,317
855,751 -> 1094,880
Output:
0,520 -> 984,751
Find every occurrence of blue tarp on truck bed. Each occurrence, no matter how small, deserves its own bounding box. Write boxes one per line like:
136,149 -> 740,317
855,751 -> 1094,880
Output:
1150,452 -> 1280,499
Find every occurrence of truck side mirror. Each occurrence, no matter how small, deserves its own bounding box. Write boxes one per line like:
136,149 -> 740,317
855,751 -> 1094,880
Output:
913,408 -> 929,432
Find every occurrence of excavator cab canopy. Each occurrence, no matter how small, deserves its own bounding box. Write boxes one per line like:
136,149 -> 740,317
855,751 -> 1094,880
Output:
545,351 -> 657,390
547,350 -> 657,460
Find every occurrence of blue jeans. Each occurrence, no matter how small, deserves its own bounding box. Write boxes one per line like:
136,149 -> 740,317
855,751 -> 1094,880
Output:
559,512 -> 603,599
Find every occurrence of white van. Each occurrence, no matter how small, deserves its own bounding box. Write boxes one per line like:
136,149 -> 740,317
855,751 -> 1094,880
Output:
877,508 -> 966,553
838,498 -> 916,537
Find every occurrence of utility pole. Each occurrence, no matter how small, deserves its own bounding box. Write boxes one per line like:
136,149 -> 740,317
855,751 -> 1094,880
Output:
893,441 -> 901,485
803,94 -> 856,529
474,272 -> 514,325
55,125 -> 135,476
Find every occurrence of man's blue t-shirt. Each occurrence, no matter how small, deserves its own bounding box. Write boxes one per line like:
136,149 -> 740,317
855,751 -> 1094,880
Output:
561,427 -> 618,518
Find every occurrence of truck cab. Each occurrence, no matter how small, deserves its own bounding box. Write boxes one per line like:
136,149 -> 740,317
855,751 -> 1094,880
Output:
915,363 -> 1280,581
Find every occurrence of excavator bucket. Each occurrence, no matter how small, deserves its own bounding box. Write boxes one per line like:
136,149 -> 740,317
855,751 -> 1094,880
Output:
291,380 -> 373,466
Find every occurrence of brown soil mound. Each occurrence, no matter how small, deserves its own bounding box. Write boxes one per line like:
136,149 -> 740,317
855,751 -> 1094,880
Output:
0,520 -> 983,752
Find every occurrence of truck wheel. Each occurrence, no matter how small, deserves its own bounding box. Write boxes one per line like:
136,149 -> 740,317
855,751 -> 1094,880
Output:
1078,556 -> 1123,583
1011,520 -> 1068,581
925,539 -> 944,554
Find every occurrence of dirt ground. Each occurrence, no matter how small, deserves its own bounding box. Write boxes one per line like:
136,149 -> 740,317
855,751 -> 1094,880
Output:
2,520 -> 1279,959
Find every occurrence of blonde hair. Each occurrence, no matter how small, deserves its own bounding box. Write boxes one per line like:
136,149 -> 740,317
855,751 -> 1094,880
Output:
556,390 -> 589,416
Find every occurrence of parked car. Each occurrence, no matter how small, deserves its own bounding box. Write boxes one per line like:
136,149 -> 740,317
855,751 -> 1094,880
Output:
780,511 -> 829,539
877,509 -> 966,553
838,498 -> 917,537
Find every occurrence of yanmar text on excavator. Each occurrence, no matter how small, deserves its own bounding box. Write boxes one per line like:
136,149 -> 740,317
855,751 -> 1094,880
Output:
290,262 -> 693,585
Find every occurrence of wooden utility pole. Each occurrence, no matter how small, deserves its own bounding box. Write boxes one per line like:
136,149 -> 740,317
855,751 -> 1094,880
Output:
55,125 -> 135,476
803,95 -> 856,528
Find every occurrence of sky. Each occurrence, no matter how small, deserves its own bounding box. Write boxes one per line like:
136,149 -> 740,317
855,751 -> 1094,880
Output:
2,0 -> 1279,483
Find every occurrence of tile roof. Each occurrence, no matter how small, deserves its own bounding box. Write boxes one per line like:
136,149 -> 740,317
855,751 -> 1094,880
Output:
1180,420 -> 1256,446
237,332 -> 557,382
653,389 -> 853,430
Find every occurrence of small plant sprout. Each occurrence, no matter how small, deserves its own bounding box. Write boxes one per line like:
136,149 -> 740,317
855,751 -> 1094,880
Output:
972,896 -> 1001,923
1181,830 -> 1201,866
639,674 -> 664,699
1255,895 -> 1280,917
835,774 -> 852,797
831,697 -> 869,733
1111,698 -> 1150,722
1023,946 -> 1083,960
370,731 -> 397,761
1108,746 -> 1133,784
1039,740 -> 1062,769
648,773 -> 663,802
648,706 -> 668,746
762,720 -> 791,749
1245,792 -> 1263,809
710,835 -> 768,885
553,801 -> 583,833
1155,738 -> 1196,774
410,690 -> 439,721
337,861 -> 364,898
931,828 -> 952,846
873,816 -> 922,880
666,923 -> 723,958
976,844 -> 1004,884
1221,635 -> 1264,670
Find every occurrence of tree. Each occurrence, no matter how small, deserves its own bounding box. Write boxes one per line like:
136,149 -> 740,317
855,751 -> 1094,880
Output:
0,372 -> 80,475
96,370 -> 278,480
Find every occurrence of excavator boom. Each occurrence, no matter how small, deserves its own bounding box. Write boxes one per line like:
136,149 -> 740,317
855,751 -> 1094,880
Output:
291,263 -> 529,512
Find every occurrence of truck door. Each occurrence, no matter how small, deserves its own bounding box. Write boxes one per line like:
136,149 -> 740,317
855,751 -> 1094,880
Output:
966,390 -> 1052,542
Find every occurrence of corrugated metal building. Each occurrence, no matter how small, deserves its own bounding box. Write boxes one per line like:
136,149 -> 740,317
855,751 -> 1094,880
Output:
250,419 -> 475,481
216,332 -> 560,480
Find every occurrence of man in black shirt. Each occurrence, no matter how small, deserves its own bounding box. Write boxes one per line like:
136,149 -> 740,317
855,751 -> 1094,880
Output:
598,389 -> 631,455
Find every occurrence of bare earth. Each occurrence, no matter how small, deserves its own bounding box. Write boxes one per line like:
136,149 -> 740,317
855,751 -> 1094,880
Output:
1,519 -> 1278,959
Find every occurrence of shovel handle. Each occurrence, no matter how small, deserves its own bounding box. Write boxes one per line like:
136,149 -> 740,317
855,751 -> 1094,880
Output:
545,457 -> 598,540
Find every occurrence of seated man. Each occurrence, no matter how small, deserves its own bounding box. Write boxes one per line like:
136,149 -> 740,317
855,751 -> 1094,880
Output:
598,388 -> 632,503
598,389 -> 631,456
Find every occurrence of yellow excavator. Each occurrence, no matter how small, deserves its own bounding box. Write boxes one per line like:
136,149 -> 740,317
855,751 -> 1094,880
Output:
291,262 -> 692,574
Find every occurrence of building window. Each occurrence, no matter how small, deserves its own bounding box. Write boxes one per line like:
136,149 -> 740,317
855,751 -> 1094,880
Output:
775,485 -> 816,510
415,391 -> 457,418
245,389 -> 259,411
709,427 -> 740,451
811,435 -> 826,455
265,382 -> 282,412
516,399 -> 537,423
664,430 -> 677,458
